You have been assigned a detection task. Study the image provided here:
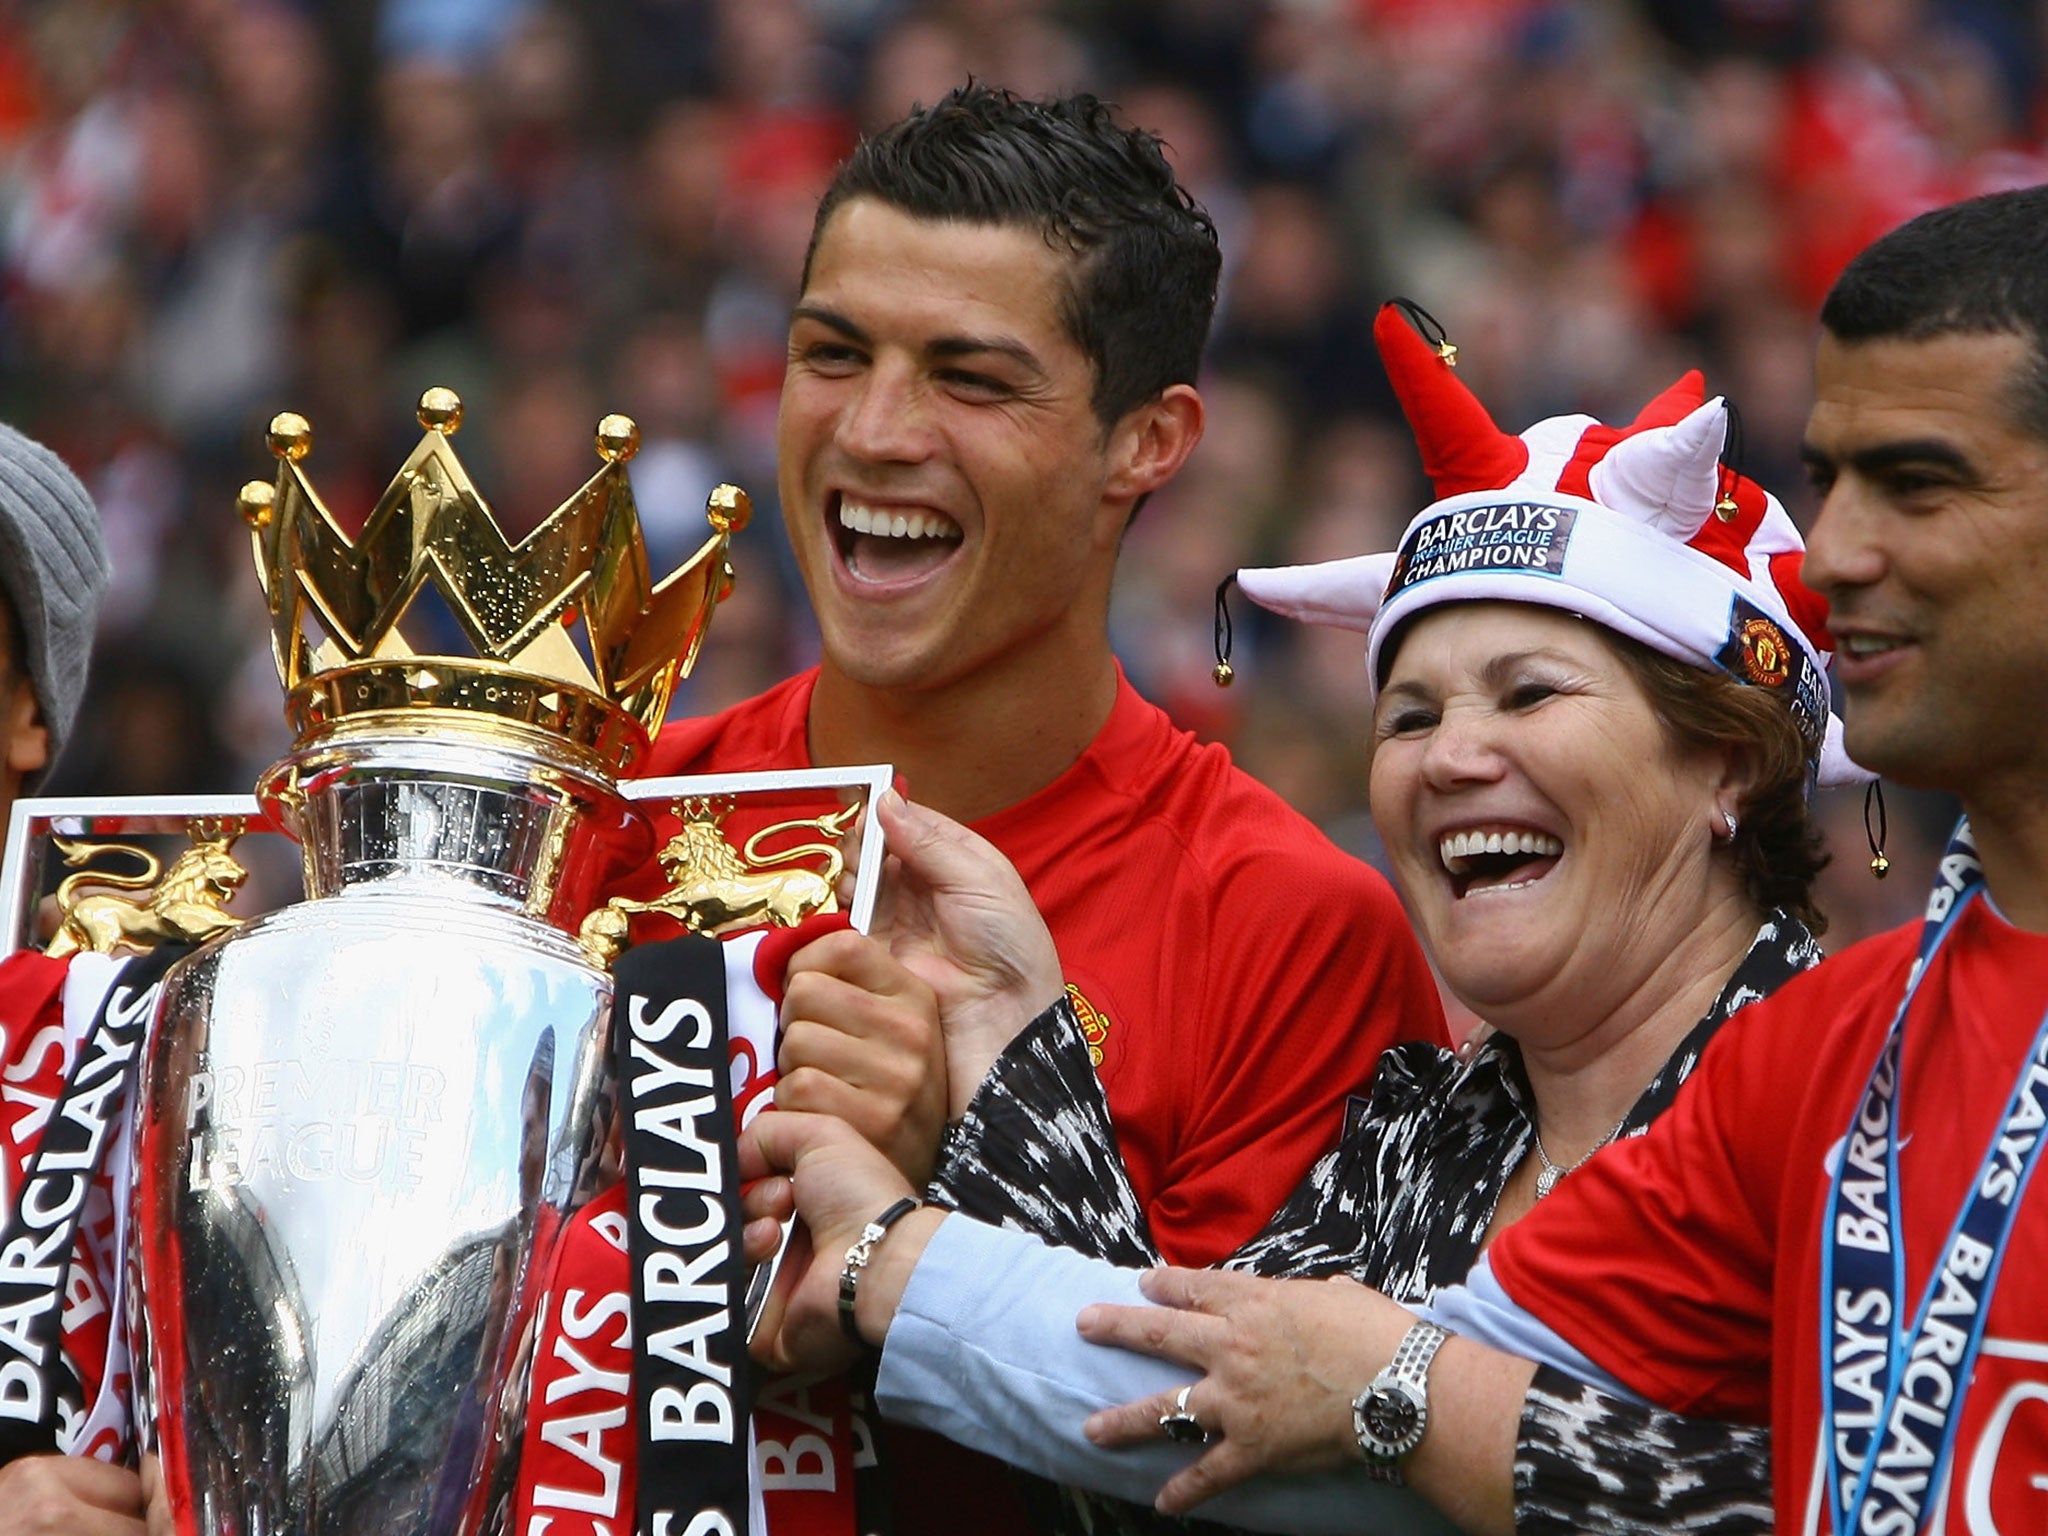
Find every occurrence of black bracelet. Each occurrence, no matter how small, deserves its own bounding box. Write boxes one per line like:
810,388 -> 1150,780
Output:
838,1196 -> 923,1344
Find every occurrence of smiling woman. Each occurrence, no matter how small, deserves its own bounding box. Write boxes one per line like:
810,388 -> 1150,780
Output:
1217,302 -> 1859,1247
1369,604 -> 1767,1049
1368,604 -> 1827,1051
734,302 -> 1874,1536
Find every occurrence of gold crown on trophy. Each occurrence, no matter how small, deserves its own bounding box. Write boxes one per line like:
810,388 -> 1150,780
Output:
238,387 -> 747,774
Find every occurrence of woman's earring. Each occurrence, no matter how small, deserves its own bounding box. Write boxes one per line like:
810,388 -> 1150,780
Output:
1720,809 -> 1739,841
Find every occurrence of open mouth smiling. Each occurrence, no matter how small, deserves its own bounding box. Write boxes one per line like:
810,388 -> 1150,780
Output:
1837,633 -> 1907,659
1438,826 -> 1564,898
831,493 -> 964,584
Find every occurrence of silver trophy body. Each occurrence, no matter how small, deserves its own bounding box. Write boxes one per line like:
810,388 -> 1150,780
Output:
113,389 -> 750,1534
129,733 -> 633,1535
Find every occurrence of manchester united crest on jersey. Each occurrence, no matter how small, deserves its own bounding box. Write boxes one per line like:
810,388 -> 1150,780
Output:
1066,983 -> 1112,1066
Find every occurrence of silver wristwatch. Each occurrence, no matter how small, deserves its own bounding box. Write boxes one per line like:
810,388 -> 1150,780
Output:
1351,1319 -> 1449,1482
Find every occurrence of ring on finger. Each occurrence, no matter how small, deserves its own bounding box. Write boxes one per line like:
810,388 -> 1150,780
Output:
1158,1383 -> 1215,1446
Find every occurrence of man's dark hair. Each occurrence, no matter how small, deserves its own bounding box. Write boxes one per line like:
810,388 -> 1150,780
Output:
803,83 -> 1221,429
1820,185 -> 2048,439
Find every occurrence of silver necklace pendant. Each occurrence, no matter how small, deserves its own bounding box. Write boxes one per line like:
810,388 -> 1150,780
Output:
1531,1107 -> 1633,1201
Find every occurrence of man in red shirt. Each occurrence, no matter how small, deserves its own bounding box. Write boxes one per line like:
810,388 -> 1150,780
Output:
1073,186 -> 2048,1536
543,83 -> 1442,1536
658,80 -> 1439,1260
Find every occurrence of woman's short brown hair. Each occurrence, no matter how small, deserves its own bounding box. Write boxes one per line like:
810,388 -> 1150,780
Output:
1608,633 -> 1830,933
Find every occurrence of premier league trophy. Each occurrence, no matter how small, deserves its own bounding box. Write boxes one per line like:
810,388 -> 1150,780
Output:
124,390 -> 745,1535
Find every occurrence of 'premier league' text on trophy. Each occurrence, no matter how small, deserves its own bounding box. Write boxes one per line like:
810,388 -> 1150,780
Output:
126,389 -> 751,1536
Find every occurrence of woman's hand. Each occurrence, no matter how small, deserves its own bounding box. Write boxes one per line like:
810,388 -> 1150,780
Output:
739,1109 -> 943,1375
767,788 -> 1062,1194
867,791 -> 1064,1113
1077,1268 -> 1416,1515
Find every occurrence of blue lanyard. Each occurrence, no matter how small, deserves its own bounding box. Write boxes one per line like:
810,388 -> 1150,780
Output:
1819,819 -> 2048,1535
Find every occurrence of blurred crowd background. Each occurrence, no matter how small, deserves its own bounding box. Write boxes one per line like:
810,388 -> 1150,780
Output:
5,0 -> 2038,952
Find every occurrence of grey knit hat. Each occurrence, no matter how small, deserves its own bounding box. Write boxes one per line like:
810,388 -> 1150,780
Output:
0,422 -> 108,785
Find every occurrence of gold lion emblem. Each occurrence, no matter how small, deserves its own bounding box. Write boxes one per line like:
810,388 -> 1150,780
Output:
579,799 -> 860,966
45,828 -> 248,959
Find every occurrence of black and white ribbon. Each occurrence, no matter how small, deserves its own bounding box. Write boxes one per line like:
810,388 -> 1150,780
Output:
615,935 -> 753,1536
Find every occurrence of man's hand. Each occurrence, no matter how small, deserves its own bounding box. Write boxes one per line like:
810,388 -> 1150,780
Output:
739,1109 -> 941,1375
776,928 -> 949,1185
0,1455 -> 147,1536
866,791 -> 1063,1113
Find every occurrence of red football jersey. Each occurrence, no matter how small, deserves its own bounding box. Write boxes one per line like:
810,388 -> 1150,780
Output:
1489,897 -> 2048,1534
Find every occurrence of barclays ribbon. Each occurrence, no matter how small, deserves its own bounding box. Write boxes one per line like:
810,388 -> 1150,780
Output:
1820,820 -> 2048,1534
615,934 -> 753,1536
0,944 -> 188,1463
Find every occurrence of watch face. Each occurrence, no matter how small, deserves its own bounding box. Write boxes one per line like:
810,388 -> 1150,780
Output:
1355,1382 -> 1426,1458
1361,1392 -> 1419,1443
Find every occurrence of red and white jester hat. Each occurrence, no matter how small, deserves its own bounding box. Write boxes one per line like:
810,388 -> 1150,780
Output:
1237,302 -> 1868,789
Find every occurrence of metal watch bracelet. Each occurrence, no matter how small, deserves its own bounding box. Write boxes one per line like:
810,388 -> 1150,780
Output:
837,1196 -> 924,1344
1352,1319 -> 1450,1483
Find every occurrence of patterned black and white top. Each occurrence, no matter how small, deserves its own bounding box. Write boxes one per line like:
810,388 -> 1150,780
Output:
928,912 -> 1822,1536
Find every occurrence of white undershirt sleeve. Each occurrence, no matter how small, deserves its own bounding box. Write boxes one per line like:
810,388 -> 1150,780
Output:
1422,1256 -> 1643,1403
875,1214 -> 1461,1534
